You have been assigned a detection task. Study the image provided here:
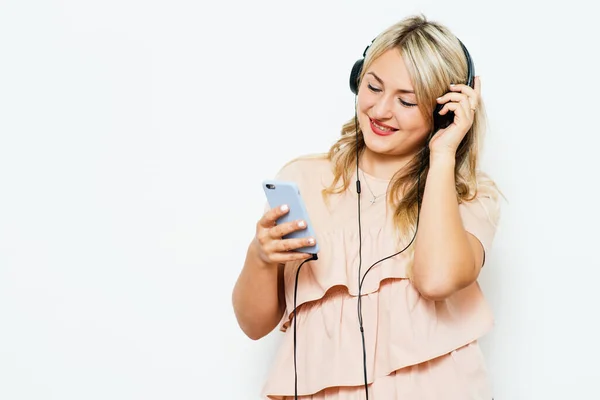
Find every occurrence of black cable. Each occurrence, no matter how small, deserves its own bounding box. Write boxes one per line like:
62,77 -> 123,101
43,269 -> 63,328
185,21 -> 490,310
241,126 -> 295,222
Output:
289,99 -> 428,399
354,102 -> 428,399
354,105 -> 371,399
293,253 -> 318,400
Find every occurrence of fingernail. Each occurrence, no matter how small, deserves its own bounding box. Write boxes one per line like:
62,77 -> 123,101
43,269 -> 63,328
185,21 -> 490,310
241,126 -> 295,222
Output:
450,83 -> 455,87
308,238 -> 315,244
298,221 -> 305,227
280,204 -> 288,212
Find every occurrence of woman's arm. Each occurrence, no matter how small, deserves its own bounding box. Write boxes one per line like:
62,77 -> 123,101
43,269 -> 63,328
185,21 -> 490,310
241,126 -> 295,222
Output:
411,154 -> 484,301
232,240 -> 285,340
411,78 -> 486,301
232,203 -> 314,340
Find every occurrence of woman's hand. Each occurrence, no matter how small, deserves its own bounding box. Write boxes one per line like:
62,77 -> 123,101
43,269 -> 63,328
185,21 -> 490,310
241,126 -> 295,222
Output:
251,204 -> 316,266
429,76 -> 481,158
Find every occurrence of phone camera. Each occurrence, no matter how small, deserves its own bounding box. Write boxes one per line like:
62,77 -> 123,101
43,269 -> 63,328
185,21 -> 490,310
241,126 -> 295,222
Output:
266,184 -> 276,190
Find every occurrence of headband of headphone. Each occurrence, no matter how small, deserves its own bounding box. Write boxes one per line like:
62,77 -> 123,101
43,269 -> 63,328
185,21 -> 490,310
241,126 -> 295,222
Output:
349,37 -> 475,95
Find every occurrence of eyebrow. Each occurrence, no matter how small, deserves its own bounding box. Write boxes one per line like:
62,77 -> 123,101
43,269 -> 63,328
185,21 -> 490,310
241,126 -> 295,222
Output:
367,72 -> 415,94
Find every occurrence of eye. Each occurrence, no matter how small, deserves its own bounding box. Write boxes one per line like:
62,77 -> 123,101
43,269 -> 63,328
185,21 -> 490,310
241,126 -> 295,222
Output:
368,82 -> 417,107
399,99 -> 417,107
367,83 -> 382,93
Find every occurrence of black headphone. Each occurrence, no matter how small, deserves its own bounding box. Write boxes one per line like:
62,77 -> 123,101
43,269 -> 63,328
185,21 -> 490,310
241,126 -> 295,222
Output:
349,38 -> 475,133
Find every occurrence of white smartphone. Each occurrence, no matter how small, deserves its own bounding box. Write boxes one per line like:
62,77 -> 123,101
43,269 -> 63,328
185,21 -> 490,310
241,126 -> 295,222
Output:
262,179 -> 319,255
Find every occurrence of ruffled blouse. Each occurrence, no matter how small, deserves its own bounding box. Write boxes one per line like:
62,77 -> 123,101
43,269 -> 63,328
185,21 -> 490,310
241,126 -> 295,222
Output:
261,157 -> 498,399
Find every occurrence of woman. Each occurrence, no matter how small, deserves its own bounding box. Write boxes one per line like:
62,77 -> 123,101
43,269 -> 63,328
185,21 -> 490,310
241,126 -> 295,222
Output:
232,14 -> 501,400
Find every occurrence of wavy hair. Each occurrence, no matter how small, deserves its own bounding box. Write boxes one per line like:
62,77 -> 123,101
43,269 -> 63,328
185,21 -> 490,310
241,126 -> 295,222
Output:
321,14 -> 501,245
283,14 -> 501,258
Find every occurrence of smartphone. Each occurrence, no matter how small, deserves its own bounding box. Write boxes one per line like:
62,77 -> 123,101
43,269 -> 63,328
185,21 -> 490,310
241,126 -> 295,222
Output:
262,179 -> 319,255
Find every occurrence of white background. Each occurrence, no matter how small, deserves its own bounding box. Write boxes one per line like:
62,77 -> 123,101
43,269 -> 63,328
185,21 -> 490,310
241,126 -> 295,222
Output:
0,1 -> 598,399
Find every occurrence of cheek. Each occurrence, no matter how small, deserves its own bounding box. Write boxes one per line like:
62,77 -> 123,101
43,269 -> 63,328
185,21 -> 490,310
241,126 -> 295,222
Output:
396,108 -> 429,130
356,87 -> 379,112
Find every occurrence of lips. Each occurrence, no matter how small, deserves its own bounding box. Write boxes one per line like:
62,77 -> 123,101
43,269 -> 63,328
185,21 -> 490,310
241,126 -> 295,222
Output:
369,118 -> 398,136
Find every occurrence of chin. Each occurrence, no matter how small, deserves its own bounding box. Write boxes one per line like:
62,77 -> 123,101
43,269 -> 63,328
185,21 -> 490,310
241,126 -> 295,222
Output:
364,137 -> 400,156
365,133 -> 424,160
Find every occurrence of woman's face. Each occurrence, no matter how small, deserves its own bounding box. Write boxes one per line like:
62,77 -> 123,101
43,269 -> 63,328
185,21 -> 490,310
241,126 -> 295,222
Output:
357,49 -> 431,160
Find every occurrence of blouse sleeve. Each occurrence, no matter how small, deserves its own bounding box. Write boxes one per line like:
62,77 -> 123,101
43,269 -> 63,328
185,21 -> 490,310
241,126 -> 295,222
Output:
458,195 -> 500,263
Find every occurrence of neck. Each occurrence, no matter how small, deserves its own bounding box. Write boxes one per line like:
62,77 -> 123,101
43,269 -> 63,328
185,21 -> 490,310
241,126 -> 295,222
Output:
360,148 -> 416,180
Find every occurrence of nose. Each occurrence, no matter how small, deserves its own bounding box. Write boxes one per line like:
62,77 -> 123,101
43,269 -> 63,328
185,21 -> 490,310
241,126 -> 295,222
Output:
371,94 -> 394,120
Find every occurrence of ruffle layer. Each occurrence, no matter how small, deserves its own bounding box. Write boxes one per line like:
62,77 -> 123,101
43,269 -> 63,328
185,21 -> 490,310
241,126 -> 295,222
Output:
262,277 -> 493,397
280,223 -> 411,326
269,341 -> 492,399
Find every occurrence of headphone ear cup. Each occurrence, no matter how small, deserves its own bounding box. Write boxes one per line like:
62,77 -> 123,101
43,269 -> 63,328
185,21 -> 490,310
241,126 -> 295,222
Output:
432,41 -> 475,133
349,58 -> 364,95
432,104 -> 454,133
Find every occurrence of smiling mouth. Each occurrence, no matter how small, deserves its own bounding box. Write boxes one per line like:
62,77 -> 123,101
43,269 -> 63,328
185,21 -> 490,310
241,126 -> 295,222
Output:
369,118 -> 398,136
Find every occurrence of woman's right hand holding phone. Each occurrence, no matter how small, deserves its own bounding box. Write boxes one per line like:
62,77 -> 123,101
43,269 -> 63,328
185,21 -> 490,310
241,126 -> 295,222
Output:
252,204 -> 316,266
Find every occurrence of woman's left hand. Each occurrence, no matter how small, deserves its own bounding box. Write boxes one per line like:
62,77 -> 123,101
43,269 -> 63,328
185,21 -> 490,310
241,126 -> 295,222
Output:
429,76 -> 481,158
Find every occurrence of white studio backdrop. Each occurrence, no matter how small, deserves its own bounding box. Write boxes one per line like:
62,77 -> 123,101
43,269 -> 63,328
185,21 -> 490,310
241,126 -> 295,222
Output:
0,1 -> 598,399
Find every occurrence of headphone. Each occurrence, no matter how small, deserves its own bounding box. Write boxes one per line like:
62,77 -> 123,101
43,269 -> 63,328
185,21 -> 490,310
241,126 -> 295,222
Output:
349,38 -> 476,132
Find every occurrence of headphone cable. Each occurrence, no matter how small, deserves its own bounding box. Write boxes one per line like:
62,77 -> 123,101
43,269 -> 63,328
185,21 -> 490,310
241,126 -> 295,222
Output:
290,103 -> 427,400
354,104 -> 426,399
293,253 -> 318,400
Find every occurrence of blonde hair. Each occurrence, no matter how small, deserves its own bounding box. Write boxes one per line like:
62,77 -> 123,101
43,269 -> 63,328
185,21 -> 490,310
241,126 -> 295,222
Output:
331,14 -> 500,236
291,14 -> 501,256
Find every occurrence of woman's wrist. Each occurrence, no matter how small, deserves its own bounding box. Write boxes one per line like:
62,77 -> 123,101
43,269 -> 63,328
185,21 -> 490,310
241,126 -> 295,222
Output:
429,151 -> 456,170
